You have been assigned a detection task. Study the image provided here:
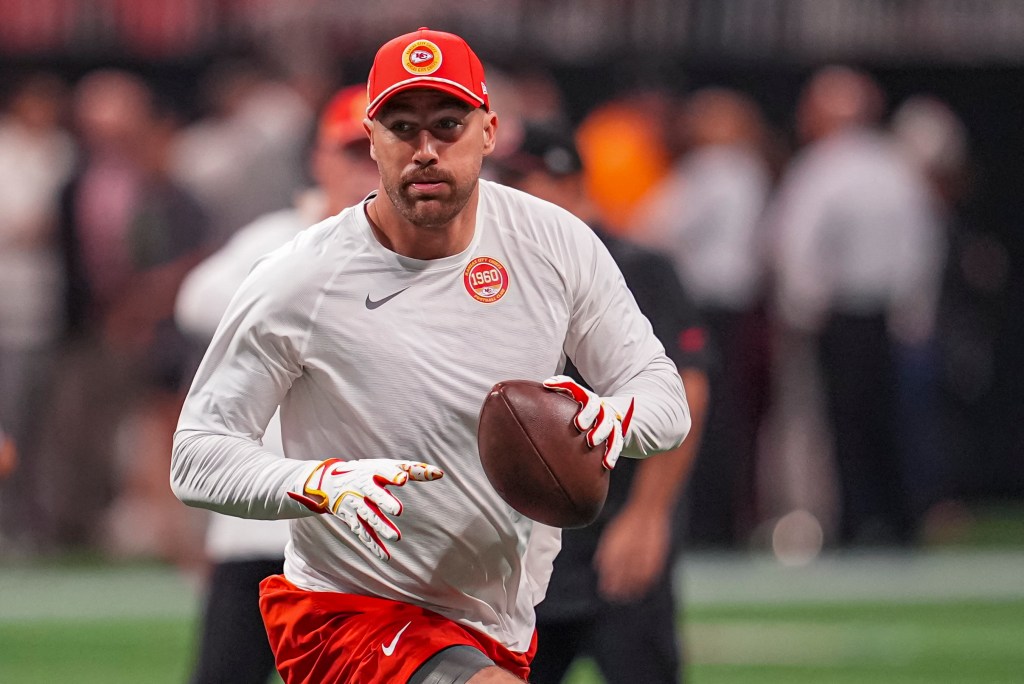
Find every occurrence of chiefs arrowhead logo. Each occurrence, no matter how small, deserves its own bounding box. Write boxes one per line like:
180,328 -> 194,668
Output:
410,49 -> 433,65
402,40 -> 442,75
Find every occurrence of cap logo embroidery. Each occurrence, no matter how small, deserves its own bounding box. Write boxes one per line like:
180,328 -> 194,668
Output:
402,40 -> 442,75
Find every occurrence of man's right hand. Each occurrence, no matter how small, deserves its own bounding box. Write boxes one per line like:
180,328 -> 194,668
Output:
288,458 -> 443,561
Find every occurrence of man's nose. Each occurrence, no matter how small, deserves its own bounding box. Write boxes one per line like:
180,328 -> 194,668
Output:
412,130 -> 439,165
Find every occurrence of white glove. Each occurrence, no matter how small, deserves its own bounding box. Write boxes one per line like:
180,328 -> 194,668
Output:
542,375 -> 635,469
288,458 -> 443,561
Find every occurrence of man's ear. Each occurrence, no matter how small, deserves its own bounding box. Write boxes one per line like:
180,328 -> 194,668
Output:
481,110 -> 499,157
363,118 -> 377,161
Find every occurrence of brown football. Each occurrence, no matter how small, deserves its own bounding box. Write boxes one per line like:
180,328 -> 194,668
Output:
477,380 -> 609,528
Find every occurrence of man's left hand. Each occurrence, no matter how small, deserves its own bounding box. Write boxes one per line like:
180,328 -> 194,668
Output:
542,375 -> 634,469
594,505 -> 671,603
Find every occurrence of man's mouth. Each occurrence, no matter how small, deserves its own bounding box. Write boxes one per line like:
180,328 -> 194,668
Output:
405,178 -> 448,195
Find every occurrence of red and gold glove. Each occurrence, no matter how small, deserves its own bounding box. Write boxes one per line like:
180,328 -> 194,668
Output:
542,375 -> 635,469
289,458 -> 443,561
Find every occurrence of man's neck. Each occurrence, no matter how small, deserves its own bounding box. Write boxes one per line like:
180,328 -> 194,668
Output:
365,189 -> 479,261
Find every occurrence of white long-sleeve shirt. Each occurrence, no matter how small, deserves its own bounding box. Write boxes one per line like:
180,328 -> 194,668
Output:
171,179 -> 690,650
175,205 -> 320,561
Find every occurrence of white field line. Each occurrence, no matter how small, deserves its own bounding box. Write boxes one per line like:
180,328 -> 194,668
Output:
686,622 -> 911,666
0,566 -> 200,622
678,550 -> 1024,606
1,550 -> 1022,623
683,618 -> 1021,666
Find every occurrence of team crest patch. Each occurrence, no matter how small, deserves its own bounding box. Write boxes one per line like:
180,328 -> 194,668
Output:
403,39 -> 442,75
464,257 -> 509,303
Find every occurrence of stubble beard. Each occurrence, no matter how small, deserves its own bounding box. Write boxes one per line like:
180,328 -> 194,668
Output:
383,171 -> 478,229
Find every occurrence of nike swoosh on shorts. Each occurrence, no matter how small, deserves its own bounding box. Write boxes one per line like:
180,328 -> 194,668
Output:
381,621 -> 412,656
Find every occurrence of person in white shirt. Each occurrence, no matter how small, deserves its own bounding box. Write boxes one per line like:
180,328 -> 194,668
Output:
767,66 -> 944,546
170,63 -> 315,245
631,88 -> 773,547
171,27 -> 690,684
174,84 -> 378,684
0,74 -> 75,551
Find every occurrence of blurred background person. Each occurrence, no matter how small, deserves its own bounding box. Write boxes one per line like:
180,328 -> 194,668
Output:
575,94 -> 673,235
493,122 -> 711,684
766,66 -> 946,546
0,73 -> 76,553
631,87 -> 773,547
170,60 -> 316,246
484,65 -> 572,162
174,84 -> 378,684
40,69 -> 212,559
890,94 -> 977,539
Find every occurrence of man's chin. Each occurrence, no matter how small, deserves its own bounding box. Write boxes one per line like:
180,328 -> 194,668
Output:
401,200 -> 457,228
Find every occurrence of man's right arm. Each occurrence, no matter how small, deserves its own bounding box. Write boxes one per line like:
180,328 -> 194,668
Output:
170,247 -> 320,520
172,432 -> 315,519
170,232 -> 444,559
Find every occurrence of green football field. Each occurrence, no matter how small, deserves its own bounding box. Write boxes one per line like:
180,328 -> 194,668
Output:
2,550 -> 1022,683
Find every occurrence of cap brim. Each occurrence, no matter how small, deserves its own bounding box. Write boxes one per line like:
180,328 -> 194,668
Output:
366,77 -> 485,119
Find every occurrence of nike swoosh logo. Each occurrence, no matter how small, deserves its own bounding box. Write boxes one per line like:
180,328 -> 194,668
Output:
381,621 -> 411,656
365,287 -> 410,310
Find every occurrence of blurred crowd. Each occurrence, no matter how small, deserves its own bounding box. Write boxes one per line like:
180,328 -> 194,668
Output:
0,56 -> 980,565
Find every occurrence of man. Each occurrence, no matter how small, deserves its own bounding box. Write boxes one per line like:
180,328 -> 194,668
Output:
174,84 -> 379,684
0,73 -> 75,551
494,123 -> 710,683
172,27 -> 690,684
631,88 -> 772,547
52,70 -> 210,556
768,66 -> 944,545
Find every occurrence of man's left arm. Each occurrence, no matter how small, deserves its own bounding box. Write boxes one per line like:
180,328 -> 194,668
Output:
562,231 -> 691,459
594,367 -> 708,602
592,241 -> 713,601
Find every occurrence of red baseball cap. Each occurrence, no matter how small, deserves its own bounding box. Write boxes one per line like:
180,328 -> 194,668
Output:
318,85 -> 369,148
366,27 -> 489,119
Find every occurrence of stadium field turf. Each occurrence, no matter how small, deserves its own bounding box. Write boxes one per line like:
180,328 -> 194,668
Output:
2,551 -> 1022,683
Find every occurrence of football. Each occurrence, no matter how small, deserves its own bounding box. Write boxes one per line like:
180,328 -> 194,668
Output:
477,380 -> 609,528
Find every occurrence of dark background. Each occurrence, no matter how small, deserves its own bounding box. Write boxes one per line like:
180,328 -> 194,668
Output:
2,0 -> 1021,502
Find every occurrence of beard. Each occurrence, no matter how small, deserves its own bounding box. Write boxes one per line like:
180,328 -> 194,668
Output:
382,165 -> 479,229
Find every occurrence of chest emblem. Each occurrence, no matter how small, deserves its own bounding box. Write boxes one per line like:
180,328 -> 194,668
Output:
464,256 -> 509,303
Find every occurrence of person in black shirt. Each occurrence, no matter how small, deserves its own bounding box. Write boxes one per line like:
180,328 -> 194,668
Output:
494,123 -> 711,684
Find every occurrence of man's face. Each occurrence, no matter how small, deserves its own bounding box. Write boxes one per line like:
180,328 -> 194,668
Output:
367,90 -> 497,228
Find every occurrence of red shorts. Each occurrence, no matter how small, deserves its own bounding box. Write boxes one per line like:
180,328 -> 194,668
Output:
258,574 -> 536,684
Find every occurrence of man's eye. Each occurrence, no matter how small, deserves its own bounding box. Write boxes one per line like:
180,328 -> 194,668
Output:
437,119 -> 461,130
389,121 -> 415,133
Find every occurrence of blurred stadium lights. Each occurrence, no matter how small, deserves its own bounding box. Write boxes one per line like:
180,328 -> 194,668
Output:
3,0 -> 1024,64
771,509 -> 825,567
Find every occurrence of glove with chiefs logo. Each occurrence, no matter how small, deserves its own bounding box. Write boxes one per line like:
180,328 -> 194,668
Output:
288,458 -> 443,561
542,375 -> 635,470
